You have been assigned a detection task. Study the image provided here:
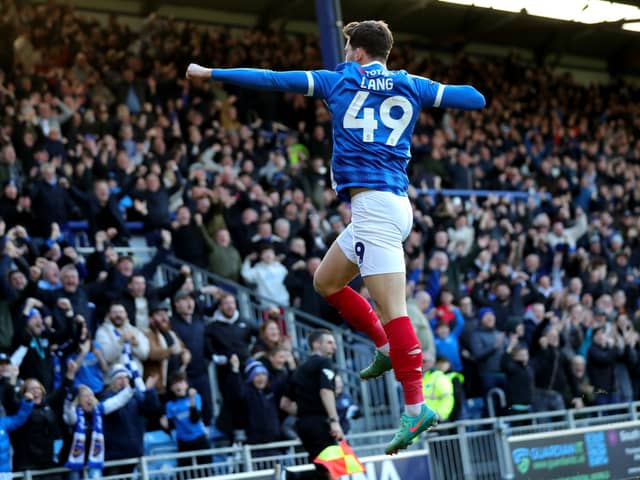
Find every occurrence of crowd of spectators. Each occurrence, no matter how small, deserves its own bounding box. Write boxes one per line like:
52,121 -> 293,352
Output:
1,0 -> 640,476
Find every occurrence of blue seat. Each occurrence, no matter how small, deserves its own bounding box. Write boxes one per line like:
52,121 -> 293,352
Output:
144,430 -> 176,456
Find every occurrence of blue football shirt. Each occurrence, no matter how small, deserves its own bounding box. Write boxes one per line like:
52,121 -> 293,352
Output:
309,61 -> 442,199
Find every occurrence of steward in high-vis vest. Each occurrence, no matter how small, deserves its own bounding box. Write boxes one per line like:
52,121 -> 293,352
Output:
422,354 -> 459,421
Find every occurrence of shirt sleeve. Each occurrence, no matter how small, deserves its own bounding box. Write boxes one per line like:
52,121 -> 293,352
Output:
309,70 -> 341,99
411,75 -> 486,110
211,68 -> 311,95
318,359 -> 336,391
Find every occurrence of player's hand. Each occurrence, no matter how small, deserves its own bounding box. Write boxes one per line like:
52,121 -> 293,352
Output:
329,420 -> 344,441
186,63 -> 211,80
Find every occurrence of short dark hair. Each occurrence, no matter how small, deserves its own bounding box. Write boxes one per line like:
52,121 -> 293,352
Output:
168,370 -> 187,387
343,20 -> 393,61
308,329 -> 333,349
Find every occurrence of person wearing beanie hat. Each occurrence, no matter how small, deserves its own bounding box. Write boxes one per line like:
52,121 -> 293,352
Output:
108,364 -> 130,384
226,354 -> 281,448
477,307 -> 495,323
100,362 -> 160,477
244,358 -> 270,384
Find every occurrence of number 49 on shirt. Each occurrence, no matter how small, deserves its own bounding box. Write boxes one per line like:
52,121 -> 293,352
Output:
343,92 -> 413,146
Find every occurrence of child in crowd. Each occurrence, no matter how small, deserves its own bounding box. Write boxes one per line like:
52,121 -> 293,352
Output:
160,372 -> 210,469
227,355 -> 283,457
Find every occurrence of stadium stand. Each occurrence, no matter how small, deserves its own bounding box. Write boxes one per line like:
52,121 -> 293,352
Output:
1,0 -> 640,478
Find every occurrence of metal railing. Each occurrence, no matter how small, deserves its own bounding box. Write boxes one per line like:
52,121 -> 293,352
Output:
12,401 -> 640,480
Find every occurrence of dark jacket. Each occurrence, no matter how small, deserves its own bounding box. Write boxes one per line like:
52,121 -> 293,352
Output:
587,344 -> 620,394
500,353 -> 534,407
471,281 -> 544,331
172,223 -> 210,269
532,347 -> 571,398
102,387 -> 161,460
30,179 -> 78,236
204,314 -> 256,365
172,313 -> 208,379
119,273 -> 186,328
227,371 -> 281,445
469,327 -> 506,374
12,377 -> 71,471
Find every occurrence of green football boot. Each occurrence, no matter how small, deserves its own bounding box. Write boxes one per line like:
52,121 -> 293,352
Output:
385,404 -> 438,455
359,350 -> 393,380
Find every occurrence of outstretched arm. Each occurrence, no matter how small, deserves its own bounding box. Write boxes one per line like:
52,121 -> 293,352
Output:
187,63 -> 311,94
411,75 -> 485,110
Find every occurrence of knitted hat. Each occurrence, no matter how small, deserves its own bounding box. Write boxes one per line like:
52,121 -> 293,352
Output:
244,359 -> 269,383
478,307 -> 495,321
26,308 -> 40,323
109,364 -> 131,383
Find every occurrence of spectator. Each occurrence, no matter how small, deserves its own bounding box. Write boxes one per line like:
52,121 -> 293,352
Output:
567,355 -> 595,409
241,245 -> 290,307
171,290 -> 213,425
0,353 -> 19,412
227,355 -> 282,447
407,290 -> 436,361
82,179 -> 130,245
30,164 -> 78,237
160,372 -> 211,470
41,264 -> 94,335
11,367 -> 75,475
469,308 -> 507,395
531,326 -> 571,411
102,365 -> 161,477
258,346 -> 294,418
172,206 -> 210,269
143,302 -> 191,396
61,360 -> 133,479
11,299 -> 73,393
0,389 -> 33,477
201,227 -> 242,282
501,342 -> 534,415
252,318 -> 288,358
335,374 -> 359,435
612,314 -> 639,403
205,292 -> 256,436
95,302 -> 150,377
119,265 -> 189,330
69,329 -> 108,395
588,327 -> 621,406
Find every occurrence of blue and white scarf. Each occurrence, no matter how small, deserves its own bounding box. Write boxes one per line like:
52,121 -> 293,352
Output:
65,404 -> 105,471
112,326 -> 146,392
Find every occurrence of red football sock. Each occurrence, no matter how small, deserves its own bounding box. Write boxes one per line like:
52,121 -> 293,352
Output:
384,316 -> 424,405
325,287 -> 388,348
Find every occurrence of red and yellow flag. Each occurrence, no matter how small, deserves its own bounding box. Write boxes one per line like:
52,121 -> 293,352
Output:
313,440 -> 366,479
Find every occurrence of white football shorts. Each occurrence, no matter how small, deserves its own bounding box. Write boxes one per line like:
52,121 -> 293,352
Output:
337,190 -> 413,277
